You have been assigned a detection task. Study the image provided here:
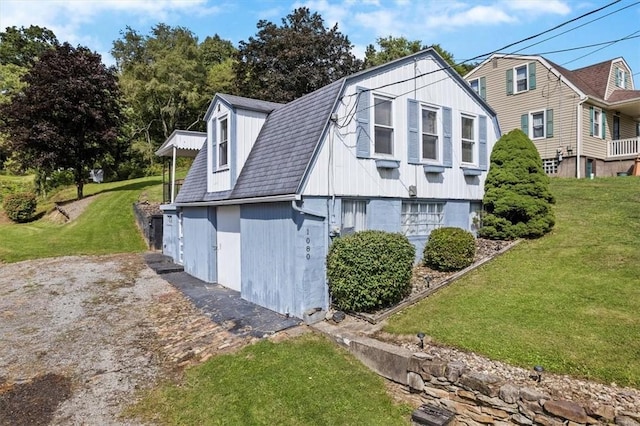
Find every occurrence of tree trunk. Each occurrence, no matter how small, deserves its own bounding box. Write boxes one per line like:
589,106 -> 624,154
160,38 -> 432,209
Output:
76,182 -> 84,200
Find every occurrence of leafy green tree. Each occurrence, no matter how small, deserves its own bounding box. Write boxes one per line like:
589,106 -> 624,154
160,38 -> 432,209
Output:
112,25 -> 236,172
234,7 -> 362,102
0,25 -> 59,67
479,129 -> 555,240
0,43 -> 122,199
364,36 -> 475,75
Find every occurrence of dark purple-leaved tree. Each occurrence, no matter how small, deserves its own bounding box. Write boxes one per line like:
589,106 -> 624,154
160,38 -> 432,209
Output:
0,42 -> 122,199
234,7 -> 362,103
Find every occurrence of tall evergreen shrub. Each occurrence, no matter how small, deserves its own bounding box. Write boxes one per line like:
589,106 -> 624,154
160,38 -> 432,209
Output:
479,129 -> 555,240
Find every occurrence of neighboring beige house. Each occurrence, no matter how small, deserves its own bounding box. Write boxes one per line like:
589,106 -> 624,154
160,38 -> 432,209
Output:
465,54 -> 640,177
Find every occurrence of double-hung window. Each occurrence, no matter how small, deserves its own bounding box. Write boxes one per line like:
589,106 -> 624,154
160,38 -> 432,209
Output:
401,202 -> 444,236
341,200 -> 366,235
469,79 -> 479,95
374,96 -> 393,155
218,116 -> 229,168
531,110 -> 545,139
515,65 -> 528,93
461,115 -> 476,164
593,108 -> 602,139
616,68 -> 627,89
421,106 -> 439,161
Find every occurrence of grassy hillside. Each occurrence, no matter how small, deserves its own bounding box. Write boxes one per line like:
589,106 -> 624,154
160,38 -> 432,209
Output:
386,177 -> 640,388
0,176 -> 162,263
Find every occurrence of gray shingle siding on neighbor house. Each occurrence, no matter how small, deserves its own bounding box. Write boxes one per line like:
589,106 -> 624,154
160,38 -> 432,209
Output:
230,79 -> 344,199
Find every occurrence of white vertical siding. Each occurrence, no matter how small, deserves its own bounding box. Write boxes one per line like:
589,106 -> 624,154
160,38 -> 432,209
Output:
207,103 -> 269,193
303,55 -> 499,201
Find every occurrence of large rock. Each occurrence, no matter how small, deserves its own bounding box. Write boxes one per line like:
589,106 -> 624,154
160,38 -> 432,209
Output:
407,371 -> 425,392
543,400 -> 588,423
616,416 -> 640,426
459,372 -> 502,397
499,383 -> 519,404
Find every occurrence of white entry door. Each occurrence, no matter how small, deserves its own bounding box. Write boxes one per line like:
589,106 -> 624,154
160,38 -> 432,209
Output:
217,206 -> 241,291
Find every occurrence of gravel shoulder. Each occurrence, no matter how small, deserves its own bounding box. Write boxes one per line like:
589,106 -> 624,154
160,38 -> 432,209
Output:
0,253 -> 251,425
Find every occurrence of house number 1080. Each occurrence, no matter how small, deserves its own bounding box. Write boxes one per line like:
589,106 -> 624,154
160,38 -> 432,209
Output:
306,229 -> 311,260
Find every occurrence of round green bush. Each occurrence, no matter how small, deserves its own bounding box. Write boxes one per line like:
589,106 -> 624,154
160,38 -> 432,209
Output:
327,230 -> 415,313
423,227 -> 476,272
3,191 -> 37,222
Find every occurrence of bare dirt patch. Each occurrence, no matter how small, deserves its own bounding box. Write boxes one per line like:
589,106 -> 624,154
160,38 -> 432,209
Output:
0,253 -> 251,425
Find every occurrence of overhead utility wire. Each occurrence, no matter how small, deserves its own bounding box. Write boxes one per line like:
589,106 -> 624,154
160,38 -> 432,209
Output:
562,29 -> 640,66
535,34 -> 640,56
506,0 -> 640,57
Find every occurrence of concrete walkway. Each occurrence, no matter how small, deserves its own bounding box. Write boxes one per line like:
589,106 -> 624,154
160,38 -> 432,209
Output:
145,253 -> 300,338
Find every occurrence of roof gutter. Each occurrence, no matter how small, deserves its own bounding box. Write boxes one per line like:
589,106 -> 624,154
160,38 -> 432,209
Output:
291,200 -> 325,219
174,193 -> 300,207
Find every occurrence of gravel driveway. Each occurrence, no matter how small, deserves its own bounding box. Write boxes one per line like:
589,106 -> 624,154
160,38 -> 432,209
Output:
0,253 -> 252,425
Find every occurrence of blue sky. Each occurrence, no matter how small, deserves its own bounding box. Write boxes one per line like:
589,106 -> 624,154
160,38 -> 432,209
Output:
1,0 -> 639,86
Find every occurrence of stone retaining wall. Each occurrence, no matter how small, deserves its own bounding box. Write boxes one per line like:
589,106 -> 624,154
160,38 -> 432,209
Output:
132,202 -> 163,251
316,325 -> 640,426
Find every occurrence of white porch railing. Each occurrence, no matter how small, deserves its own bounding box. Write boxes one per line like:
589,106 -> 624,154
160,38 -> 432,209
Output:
608,137 -> 640,158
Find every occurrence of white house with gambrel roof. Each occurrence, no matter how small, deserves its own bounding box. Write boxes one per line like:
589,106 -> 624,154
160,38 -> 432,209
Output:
161,48 -> 500,318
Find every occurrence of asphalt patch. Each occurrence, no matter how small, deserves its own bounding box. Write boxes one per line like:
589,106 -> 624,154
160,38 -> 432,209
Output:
0,373 -> 72,426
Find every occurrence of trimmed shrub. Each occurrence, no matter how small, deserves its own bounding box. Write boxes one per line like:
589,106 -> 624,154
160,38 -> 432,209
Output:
479,129 -> 555,240
423,227 -> 476,272
327,230 -> 415,313
3,191 -> 37,222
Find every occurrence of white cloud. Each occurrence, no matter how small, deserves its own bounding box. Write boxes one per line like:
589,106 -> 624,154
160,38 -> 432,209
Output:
504,0 -> 571,15
426,5 -> 516,28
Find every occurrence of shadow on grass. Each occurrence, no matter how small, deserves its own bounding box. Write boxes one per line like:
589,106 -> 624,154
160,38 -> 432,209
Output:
55,178 -> 163,204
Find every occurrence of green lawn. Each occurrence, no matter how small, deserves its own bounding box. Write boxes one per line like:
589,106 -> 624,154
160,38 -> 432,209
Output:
0,176 -> 162,263
128,333 -> 411,425
385,177 -> 640,388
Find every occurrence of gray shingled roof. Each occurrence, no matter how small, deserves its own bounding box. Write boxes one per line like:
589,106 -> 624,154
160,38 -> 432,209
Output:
174,140 -> 208,203
230,79 -> 344,199
217,93 -> 283,113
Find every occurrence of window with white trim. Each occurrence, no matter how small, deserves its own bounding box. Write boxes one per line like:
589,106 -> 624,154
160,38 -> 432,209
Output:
617,68 -> 627,89
469,78 -> 479,95
461,114 -> 476,164
421,106 -> 439,161
401,202 -> 444,236
515,64 -> 528,93
593,108 -> 603,139
218,116 -> 229,167
531,110 -> 546,139
341,200 -> 366,235
374,96 -> 393,155
542,158 -> 558,174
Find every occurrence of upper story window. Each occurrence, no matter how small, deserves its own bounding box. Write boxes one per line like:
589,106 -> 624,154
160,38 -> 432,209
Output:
218,116 -> 229,168
461,114 -> 476,164
421,106 -> 439,161
515,65 -> 528,93
616,68 -> 627,89
374,96 -> 393,155
469,78 -> 479,95
507,62 -> 536,95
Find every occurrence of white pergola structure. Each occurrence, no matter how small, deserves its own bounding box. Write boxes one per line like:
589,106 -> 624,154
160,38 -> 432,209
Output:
155,130 -> 205,203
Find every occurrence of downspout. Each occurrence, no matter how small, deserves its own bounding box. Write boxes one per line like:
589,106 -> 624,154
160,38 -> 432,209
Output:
576,96 -> 587,178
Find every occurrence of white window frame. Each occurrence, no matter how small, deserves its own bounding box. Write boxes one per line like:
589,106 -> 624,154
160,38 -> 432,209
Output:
373,95 -> 394,156
542,158 -> 558,175
469,78 -> 480,95
617,69 -> 627,89
530,110 -> 546,140
514,64 -> 529,94
218,115 -> 229,168
593,108 -> 603,139
341,200 -> 367,235
401,201 -> 444,237
461,114 -> 476,164
421,104 -> 440,161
